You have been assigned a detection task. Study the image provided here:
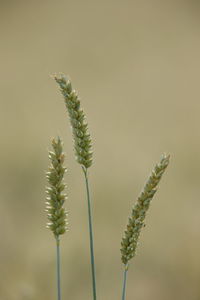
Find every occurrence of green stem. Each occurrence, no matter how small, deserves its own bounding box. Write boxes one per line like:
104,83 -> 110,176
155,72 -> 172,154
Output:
56,237 -> 61,300
122,265 -> 128,300
82,167 -> 97,300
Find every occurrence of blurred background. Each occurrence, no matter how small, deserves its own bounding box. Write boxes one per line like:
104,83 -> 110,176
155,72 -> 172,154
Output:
0,0 -> 200,299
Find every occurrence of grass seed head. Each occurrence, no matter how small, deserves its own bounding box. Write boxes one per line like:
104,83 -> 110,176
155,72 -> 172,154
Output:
46,136 -> 68,238
121,154 -> 170,266
54,74 -> 93,169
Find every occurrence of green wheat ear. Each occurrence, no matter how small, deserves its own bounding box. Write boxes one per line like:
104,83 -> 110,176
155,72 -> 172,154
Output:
54,74 -> 92,169
121,154 -> 170,266
46,136 -> 68,238
54,74 -> 97,300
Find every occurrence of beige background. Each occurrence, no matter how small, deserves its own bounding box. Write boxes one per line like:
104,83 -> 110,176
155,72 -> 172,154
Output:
0,0 -> 200,299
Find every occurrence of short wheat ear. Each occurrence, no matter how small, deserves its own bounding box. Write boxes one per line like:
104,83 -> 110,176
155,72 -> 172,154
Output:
54,75 -> 97,300
120,154 -> 170,300
46,136 -> 68,300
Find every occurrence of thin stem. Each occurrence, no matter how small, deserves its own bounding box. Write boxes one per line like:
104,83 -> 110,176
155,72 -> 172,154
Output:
56,237 -> 61,300
82,167 -> 97,300
122,265 -> 128,300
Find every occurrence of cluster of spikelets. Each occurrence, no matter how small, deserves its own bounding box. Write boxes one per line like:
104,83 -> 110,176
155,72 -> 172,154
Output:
54,74 -> 92,169
46,137 -> 68,238
121,154 -> 170,266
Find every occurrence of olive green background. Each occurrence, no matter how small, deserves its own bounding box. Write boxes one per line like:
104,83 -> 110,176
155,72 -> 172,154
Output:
1,0 -> 200,299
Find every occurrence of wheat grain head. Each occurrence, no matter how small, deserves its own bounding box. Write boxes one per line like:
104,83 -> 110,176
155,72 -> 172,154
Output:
54,74 -> 92,169
46,137 -> 68,238
121,154 -> 170,266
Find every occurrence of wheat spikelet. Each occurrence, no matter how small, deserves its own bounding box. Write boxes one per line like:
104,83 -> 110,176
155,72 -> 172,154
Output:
54,74 -> 92,169
46,137 -> 68,238
121,154 -> 170,266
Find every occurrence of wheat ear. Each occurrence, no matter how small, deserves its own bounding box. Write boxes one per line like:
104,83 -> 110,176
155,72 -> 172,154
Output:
54,75 -> 97,300
121,154 -> 170,300
54,74 -> 92,168
46,136 -> 68,300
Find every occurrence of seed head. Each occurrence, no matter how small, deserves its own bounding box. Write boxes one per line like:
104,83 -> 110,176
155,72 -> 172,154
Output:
54,74 -> 92,169
46,137 -> 68,238
121,154 -> 170,266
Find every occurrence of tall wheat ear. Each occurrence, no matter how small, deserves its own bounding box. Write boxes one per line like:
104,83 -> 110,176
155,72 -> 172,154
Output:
120,154 -> 170,300
54,75 -> 97,300
46,136 -> 68,300
54,74 -> 92,169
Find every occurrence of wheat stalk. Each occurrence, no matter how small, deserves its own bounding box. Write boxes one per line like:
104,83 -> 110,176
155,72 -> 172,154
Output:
54,75 -> 97,300
121,154 -> 170,300
46,136 -> 68,300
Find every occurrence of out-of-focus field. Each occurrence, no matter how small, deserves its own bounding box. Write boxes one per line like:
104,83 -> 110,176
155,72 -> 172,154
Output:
1,1 -> 200,299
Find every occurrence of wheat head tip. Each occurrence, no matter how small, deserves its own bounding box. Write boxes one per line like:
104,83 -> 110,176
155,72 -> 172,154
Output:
54,74 -> 93,169
120,154 -> 170,266
45,136 -> 68,238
